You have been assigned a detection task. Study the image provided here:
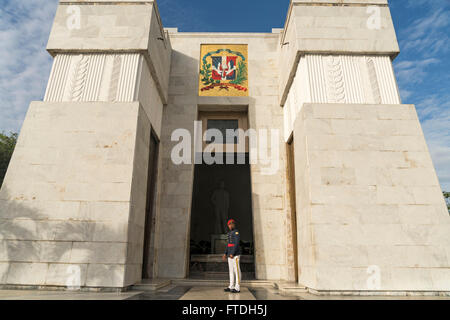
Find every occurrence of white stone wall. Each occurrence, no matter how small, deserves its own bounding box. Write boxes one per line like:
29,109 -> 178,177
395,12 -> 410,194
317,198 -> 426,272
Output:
293,103 -> 450,291
0,70 -> 163,289
283,54 -> 401,141
3,0 -> 447,292
154,32 -> 295,281
290,2 -> 398,52
47,1 -> 172,103
0,0 -> 168,288
137,57 -> 164,138
0,102 -> 143,287
48,1 -> 153,51
124,106 -> 152,286
279,0 -> 399,105
44,52 -> 164,138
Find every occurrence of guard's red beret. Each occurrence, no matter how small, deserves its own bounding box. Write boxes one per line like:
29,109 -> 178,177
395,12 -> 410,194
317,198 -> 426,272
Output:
227,219 -> 236,225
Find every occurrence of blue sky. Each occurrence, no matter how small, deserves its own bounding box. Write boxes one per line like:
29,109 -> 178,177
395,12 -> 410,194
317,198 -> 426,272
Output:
0,0 -> 448,190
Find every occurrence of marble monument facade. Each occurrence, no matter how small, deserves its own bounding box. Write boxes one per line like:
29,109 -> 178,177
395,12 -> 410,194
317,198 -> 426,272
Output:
0,0 -> 449,294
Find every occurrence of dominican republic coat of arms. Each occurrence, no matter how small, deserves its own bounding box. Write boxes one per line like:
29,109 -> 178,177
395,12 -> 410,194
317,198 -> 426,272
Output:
199,44 -> 248,96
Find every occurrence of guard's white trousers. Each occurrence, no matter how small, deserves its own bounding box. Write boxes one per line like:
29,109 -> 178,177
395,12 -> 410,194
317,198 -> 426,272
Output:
227,255 -> 241,291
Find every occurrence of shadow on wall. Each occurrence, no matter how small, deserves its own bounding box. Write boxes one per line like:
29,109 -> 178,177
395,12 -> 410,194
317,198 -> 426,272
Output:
0,186 -> 128,289
153,49 -> 203,279
251,192 -> 266,280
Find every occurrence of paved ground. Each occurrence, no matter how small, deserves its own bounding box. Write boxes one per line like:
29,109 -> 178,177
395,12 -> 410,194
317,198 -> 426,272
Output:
0,289 -> 138,300
0,286 -> 449,300
179,287 -> 256,300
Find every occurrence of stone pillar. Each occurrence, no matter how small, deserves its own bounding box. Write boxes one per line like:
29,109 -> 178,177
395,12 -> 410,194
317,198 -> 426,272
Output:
0,0 -> 171,289
281,0 -> 450,293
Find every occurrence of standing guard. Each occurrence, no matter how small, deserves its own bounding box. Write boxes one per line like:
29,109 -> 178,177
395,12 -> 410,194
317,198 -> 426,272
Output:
223,219 -> 242,293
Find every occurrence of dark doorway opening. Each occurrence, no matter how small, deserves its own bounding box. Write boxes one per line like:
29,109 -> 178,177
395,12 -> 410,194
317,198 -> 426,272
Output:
142,132 -> 159,279
189,153 -> 255,280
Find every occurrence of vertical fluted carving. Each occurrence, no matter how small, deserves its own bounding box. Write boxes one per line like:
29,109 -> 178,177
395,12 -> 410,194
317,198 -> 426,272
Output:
69,54 -> 90,102
44,53 -> 142,103
366,57 -> 382,104
108,55 -> 122,102
326,55 -> 345,103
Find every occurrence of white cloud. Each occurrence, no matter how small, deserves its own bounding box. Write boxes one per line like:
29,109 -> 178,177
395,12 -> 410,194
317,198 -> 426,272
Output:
392,3 -> 450,191
405,9 -> 449,39
415,95 -> 450,191
399,8 -> 450,56
0,0 -> 58,133
405,0 -> 450,10
399,89 -> 413,101
394,58 -> 439,85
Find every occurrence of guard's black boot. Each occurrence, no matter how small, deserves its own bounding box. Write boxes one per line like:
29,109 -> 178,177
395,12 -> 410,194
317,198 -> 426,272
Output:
231,289 -> 240,293
224,288 -> 231,292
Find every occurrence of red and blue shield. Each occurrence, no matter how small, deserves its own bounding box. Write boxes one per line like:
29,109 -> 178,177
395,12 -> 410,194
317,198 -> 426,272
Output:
211,56 -> 237,81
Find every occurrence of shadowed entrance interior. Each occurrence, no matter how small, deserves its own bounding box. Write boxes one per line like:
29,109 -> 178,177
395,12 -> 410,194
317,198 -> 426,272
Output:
189,153 -> 255,279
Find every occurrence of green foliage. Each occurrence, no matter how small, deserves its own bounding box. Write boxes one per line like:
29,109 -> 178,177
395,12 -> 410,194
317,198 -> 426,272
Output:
200,61 -> 214,86
444,191 -> 450,214
0,132 -> 18,188
229,60 -> 247,85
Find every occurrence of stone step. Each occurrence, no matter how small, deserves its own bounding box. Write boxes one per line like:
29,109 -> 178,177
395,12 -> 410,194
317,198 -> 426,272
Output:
275,282 -> 308,295
188,271 -> 255,280
131,278 -> 282,292
171,278 -> 276,288
131,279 -> 171,291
